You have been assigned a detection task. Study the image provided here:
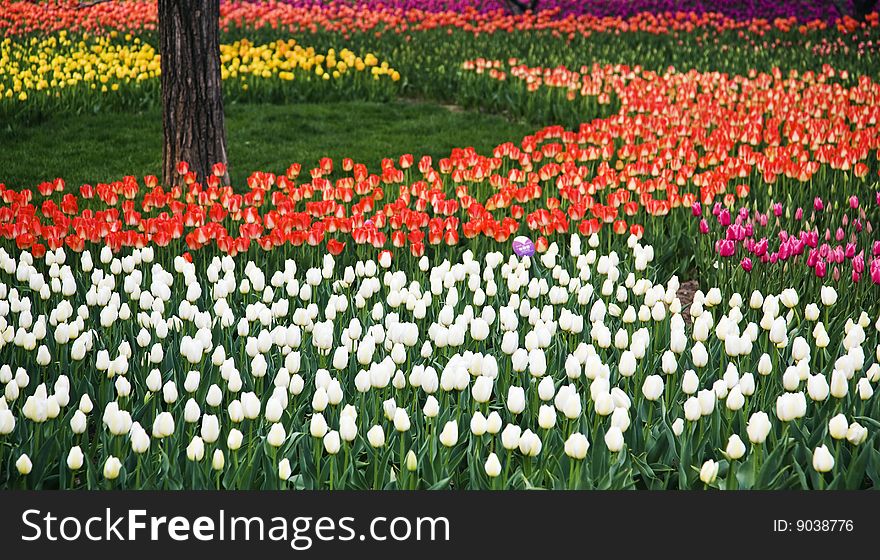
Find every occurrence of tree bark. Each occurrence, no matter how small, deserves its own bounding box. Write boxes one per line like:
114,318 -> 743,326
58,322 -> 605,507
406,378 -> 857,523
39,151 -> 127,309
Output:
159,0 -> 229,187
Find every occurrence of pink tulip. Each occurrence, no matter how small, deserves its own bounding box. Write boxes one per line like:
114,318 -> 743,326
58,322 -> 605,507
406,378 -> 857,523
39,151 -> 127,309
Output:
772,202 -> 782,217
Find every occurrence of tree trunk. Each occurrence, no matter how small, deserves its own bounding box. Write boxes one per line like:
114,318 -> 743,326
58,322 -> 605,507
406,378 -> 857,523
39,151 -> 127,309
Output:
159,0 -> 229,187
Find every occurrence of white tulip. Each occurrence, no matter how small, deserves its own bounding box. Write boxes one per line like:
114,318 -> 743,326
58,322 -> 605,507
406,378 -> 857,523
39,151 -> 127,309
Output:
812,445 -> 834,473
564,432 -> 589,460
699,460 -> 718,484
604,426 -> 624,452
367,425 -> 386,448
725,434 -> 746,460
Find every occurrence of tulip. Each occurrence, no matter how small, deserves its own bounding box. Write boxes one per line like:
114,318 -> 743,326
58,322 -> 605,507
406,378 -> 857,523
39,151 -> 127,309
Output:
501,424 -> 521,451
279,459 -> 292,481
507,386 -> 526,414
323,430 -> 341,455
747,412 -> 772,444
212,449 -> 225,471
486,411 -> 503,434
472,376 -> 493,403
812,445 -> 834,473
641,375 -> 664,401
218,426 -> 241,451
103,456 -> 122,480
267,423 -> 286,448
682,370 -> 699,395
67,446 -> 84,470
470,412 -> 488,436
186,437 -> 205,462
439,420 -> 458,447
604,426 -> 624,452
484,453 -> 502,478
393,408 -> 411,432
423,396 -> 440,418
699,460 -> 719,485
725,435 -> 746,460
530,403 -> 554,429
672,418 -> 684,436
367,425 -> 386,448
828,414 -> 848,439
310,413 -> 328,438
846,422 -> 868,446
830,370 -> 849,399
564,433 -> 589,460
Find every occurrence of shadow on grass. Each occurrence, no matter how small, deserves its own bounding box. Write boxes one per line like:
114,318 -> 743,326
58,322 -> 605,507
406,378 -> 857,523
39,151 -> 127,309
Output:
0,100 -> 538,189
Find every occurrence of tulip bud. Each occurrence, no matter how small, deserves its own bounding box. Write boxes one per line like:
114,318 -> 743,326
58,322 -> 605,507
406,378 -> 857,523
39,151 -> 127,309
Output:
642,375 -> 664,401
682,370 -> 699,395
672,418 -> 684,436
471,376 -> 493,404
393,408 -> 411,432
103,456 -> 122,480
820,286 -> 837,306
564,432 -> 589,460
70,409 -> 87,434
537,376 -> 555,401
812,445 -> 834,473
212,449 -> 225,471
184,398 -> 201,424
507,386 -> 526,414
439,420 -> 458,447
531,404 -> 554,430
186,436 -> 205,461
828,414 -> 848,439
699,460 -> 719,484
501,424 -> 521,450
470,411 -> 487,436
130,427 -> 150,454
726,387 -> 745,411
757,354 -> 772,376
340,416 -> 357,442
746,411 -> 772,444
725,434 -> 746,460
309,413 -> 328,438
222,429 -> 242,452
486,411 -> 503,434
830,369 -> 848,398
697,389 -> 715,416
604,426 -> 624,452
66,446 -> 84,470
405,449 -> 418,472
484,452 -> 502,478
323,430 -> 341,455
422,395 -> 439,418
279,459 -> 292,481
152,411 -> 175,439
367,425 -> 385,448
684,397 -> 701,421
857,377 -> 874,400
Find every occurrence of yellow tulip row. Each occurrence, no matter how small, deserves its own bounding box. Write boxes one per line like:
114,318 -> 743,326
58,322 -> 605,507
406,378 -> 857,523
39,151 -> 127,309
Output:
0,35 -> 400,101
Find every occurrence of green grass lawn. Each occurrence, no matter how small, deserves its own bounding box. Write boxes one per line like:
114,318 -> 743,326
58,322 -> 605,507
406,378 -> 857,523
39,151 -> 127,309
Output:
0,101 -> 537,189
